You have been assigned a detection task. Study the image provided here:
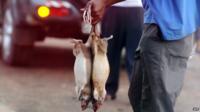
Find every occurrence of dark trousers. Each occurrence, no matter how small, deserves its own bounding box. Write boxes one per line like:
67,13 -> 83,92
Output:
101,6 -> 143,96
128,24 -> 193,112
195,28 -> 200,41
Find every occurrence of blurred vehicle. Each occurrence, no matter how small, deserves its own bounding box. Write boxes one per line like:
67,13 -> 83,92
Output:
0,0 -> 5,26
0,0 -> 90,66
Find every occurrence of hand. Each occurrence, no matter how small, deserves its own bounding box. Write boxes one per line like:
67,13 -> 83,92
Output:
89,0 -> 106,24
86,0 -> 124,24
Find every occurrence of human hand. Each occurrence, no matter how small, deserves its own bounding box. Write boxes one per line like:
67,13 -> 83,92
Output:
85,0 -> 106,25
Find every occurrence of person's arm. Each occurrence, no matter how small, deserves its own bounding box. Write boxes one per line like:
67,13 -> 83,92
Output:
103,0 -> 125,7
89,0 -> 124,24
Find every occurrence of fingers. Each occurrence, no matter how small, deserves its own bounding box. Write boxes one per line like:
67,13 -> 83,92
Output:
91,6 -> 105,24
83,0 -> 105,25
91,15 -> 100,25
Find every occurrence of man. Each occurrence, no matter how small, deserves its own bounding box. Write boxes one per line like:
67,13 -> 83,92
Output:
101,0 -> 143,100
87,0 -> 200,112
195,28 -> 200,53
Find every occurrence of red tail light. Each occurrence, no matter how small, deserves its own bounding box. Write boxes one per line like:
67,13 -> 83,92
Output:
50,7 -> 70,17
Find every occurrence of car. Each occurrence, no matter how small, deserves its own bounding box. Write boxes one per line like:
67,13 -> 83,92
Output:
0,0 -> 5,26
0,0 -> 90,66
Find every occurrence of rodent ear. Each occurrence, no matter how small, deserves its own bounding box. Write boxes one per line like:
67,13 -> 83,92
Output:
73,49 -> 80,56
103,35 -> 113,41
71,39 -> 83,44
71,39 -> 83,48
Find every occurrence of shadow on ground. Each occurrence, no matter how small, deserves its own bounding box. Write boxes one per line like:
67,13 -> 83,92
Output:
0,40 -> 75,70
31,45 -> 74,69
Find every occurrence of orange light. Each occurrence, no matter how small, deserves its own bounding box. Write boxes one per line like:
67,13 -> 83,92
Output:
37,6 -> 50,18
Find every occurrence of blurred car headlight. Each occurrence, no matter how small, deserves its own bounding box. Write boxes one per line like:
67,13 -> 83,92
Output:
37,6 -> 50,18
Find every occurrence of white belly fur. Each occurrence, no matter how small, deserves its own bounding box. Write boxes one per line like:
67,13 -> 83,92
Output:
74,54 -> 91,95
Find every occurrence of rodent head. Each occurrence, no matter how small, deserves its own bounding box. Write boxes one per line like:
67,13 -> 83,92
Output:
72,39 -> 83,56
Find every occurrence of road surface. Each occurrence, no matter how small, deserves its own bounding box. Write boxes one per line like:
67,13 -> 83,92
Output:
0,37 -> 199,112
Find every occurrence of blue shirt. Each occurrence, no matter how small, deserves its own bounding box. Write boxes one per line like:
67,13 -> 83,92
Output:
142,0 -> 200,40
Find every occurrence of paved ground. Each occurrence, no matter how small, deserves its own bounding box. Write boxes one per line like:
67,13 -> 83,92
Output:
0,37 -> 199,112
